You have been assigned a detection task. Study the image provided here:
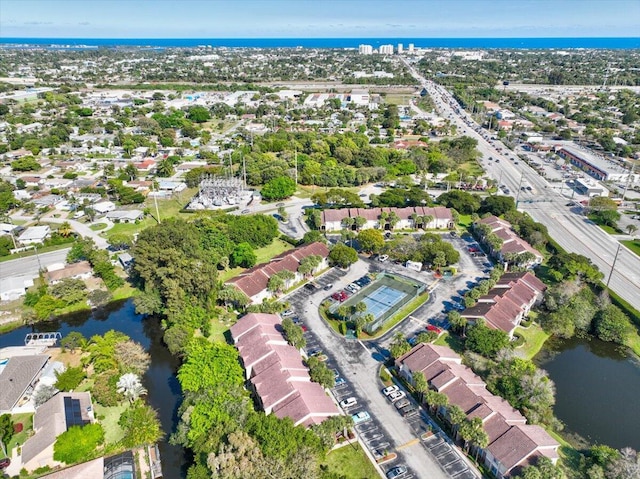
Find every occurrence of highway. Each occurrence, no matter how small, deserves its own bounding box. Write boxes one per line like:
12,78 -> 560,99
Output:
402,59 -> 640,312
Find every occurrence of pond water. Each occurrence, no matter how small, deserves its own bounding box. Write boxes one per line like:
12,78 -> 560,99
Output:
0,299 -> 188,478
535,336 -> 640,450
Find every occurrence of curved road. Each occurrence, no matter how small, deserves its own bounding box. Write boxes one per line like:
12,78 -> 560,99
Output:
402,60 -> 640,312
11,215 -> 109,249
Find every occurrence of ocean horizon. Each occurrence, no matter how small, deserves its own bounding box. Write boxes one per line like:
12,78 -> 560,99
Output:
1,37 -> 639,49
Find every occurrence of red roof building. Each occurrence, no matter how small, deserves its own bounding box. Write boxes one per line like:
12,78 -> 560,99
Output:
226,242 -> 329,304
230,313 -> 339,427
396,343 -> 559,478
461,271 -> 546,337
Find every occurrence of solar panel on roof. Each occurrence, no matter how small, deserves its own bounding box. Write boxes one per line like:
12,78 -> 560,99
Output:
63,396 -> 85,428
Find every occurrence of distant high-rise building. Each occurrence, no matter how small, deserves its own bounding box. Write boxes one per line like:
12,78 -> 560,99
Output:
358,44 -> 373,55
397,43 -> 403,54
408,43 -> 415,53
378,44 -> 394,55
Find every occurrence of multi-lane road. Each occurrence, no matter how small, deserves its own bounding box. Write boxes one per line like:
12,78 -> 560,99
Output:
402,60 -> 640,312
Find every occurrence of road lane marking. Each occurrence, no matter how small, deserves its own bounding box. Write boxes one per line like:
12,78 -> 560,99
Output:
396,438 -> 420,449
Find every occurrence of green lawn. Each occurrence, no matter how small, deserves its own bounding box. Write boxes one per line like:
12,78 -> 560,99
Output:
385,94 -> 413,105
513,323 -> 550,360
434,332 -> 465,353
321,444 -> 379,479
621,240 -> 640,257
219,239 -> 293,282
597,224 -> 620,234
2,413 -> 33,458
457,214 -> 474,229
103,191 -> 197,241
89,223 -> 108,231
95,403 -> 128,445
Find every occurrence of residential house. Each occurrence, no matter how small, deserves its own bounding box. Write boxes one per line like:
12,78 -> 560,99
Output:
0,275 -> 35,301
460,272 -> 546,337
396,343 -> 559,478
46,261 -> 93,285
93,201 -> 116,215
474,216 -> 543,267
230,313 -> 339,427
226,242 -> 329,304
18,225 -> 51,245
21,392 -> 95,472
105,209 -> 144,223
0,354 -> 49,414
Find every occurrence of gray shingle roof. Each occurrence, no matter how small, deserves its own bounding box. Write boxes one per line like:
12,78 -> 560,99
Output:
0,354 -> 49,411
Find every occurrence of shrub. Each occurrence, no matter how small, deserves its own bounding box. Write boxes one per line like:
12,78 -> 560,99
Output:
92,371 -> 120,407
13,422 -> 23,433
53,423 -> 104,464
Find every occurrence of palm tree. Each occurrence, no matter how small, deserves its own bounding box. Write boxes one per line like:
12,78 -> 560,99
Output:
448,311 -> 468,336
413,371 -> 428,403
388,211 -> 400,230
117,373 -> 147,403
354,216 -> 367,231
341,217 -> 355,231
446,405 -> 467,441
422,215 -> 434,229
379,211 -> 389,229
626,224 -> 638,237
410,212 -> 420,229
57,221 -> 72,237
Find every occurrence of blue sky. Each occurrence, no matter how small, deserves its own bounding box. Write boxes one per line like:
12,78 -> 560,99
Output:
1,0 -> 638,38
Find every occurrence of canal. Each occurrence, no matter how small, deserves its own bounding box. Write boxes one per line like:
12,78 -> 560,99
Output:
535,336 -> 640,450
0,299 -> 188,478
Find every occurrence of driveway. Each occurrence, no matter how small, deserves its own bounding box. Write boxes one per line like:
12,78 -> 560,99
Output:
286,262 -> 453,479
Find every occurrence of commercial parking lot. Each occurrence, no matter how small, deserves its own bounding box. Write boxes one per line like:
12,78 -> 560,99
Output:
285,247 -> 484,479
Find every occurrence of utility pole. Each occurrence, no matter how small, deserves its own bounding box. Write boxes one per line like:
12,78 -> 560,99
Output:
152,182 -> 161,224
294,147 -> 298,185
242,153 -> 247,189
606,243 -> 622,288
515,171 -> 525,208
34,245 -> 43,272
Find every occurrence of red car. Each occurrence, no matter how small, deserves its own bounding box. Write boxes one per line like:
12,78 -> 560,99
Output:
332,292 -> 342,301
468,246 -> 479,253
426,324 -> 443,334
0,458 -> 10,469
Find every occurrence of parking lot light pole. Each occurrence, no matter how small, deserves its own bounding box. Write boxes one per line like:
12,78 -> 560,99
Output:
515,171 -> 525,208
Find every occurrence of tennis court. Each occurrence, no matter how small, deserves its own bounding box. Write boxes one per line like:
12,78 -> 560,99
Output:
362,285 -> 408,321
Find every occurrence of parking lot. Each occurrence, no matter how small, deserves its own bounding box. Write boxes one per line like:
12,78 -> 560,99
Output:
285,253 -> 483,479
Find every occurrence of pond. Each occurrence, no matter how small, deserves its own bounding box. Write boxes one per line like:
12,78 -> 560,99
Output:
535,336 -> 640,450
0,299 -> 188,478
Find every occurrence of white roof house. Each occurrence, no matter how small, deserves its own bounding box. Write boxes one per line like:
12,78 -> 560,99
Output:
18,225 -> 50,245
105,210 -> 144,223
93,201 -> 116,214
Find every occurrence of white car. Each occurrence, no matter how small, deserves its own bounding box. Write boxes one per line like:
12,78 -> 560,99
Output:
378,255 -> 389,262
382,385 -> 399,396
281,310 -> 294,317
388,391 -> 406,402
349,283 -> 361,291
339,397 -> 358,409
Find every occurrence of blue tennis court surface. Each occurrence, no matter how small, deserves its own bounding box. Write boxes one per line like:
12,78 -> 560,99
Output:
362,285 -> 408,320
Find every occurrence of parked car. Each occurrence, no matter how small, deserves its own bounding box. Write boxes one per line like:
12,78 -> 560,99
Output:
386,465 -> 407,478
378,254 -> 389,262
394,398 -> 411,410
399,405 -> 419,417
323,283 -> 334,291
334,377 -> 346,387
339,397 -> 358,408
388,390 -> 406,402
382,385 -> 399,396
332,368 -> 340,378
282,309 -> 294,317
0,458 -> 10,469
427,324 -> 443,334
351,411 -> 371,424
